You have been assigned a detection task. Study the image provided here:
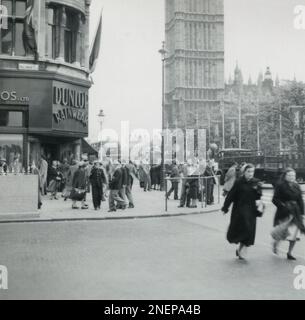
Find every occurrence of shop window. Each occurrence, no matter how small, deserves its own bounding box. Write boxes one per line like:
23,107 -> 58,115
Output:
0,111 -> 24,127
0,134 -> 23,171
0,0 -> 27,56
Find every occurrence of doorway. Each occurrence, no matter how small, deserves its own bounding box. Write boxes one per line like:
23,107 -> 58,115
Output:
41,143 -> 60,165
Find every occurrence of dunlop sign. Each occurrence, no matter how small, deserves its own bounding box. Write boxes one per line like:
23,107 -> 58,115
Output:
53,86 -> 89,127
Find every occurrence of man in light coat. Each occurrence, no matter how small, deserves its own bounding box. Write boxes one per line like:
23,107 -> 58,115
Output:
39,155 -> 48,195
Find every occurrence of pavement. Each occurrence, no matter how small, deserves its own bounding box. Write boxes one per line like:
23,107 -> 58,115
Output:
0,184 -> 223,223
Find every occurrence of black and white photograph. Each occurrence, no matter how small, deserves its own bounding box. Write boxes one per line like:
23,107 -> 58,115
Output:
1,0 -> 305,302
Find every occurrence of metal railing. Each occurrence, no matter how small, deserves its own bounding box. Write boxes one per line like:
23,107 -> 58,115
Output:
164,175 -> 221,212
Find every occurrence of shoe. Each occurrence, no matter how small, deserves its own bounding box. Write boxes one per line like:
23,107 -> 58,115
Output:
72,205 -> 79,210
128,204 -> 135,209
178,205 -> 184,208
108,209 -> 116,212
272,242 -> 278,255
81,204 -> 89,210
287,254 -> 296,260
236,250 -> 245,260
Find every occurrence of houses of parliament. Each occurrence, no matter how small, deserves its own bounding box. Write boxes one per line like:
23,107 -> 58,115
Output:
164,0 -> 284,155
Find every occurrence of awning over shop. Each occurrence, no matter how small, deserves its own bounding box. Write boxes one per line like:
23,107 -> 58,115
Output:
81,138 -> 98,157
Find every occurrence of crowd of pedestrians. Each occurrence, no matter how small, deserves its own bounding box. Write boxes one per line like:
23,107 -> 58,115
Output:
7,153 -> 305,262
31,156 -> 140,213
164,158 -> 219,208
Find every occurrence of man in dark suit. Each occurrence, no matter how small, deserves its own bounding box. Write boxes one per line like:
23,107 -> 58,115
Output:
166,160 -> 180,200
204,160 -> 217,205
108,161 -> 127,212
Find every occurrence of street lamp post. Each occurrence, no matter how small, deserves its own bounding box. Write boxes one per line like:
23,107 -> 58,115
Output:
98,109 -> 105,161
238,95 -> 242,149
256,99 -> 260,152
159,41 -> 167,191
221,97 -> 225,149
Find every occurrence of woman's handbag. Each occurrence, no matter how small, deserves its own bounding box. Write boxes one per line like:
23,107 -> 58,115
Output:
70,188 -> 86,201
255,200 -> 266,218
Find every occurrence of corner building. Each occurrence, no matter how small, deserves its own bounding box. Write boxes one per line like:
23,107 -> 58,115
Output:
0,0 -> 92,169
164,0 -> 224,145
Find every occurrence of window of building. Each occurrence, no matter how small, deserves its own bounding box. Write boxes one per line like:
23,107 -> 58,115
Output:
0,111 -> 24,127
47,6 -> 82,64
64,9 -> 78,63
0,0 -> 27,56
47,7 -> 56,59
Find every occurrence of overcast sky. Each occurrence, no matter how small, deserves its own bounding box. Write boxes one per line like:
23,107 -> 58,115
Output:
88,0 -> 305,141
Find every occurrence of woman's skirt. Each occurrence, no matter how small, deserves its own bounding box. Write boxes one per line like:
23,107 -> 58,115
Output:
47,180 -> 58,193
271,216 -> 300,241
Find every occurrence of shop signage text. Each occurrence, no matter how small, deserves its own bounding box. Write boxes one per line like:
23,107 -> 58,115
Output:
0,90 -> 29,103
53,85 -> 88,127
53,107 -> 88,127
53,86 -> 88,109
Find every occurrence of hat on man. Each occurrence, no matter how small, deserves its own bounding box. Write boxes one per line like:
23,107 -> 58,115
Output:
78,161 -> 86,167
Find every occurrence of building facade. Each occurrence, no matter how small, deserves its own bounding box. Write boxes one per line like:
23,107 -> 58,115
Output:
224,65 -> 280,153
164,0 -> 224,144
0,0 -> 92,170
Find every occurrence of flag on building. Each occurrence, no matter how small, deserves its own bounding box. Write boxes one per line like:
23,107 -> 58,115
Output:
89,11 -> 103,73
22,0 -> 38,61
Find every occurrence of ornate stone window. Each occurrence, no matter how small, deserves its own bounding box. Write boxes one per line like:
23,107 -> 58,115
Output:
47,4 -> 84,64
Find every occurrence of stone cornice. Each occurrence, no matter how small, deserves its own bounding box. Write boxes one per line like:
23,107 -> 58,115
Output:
0,70 -> 91,88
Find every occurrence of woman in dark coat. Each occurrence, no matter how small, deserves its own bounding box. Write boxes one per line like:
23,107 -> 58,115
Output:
271,168 -> 305,260
71,162 -> 88,210
221,164 -> 263,260
90,161 -> 107,210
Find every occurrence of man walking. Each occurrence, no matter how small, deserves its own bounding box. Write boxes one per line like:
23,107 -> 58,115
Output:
166,160 -> 180,200
125,161 -> 137,208
108,160 -> 127,212
204,160 -> 217,205
118,161 -> 129,209
39,155 -> 48,195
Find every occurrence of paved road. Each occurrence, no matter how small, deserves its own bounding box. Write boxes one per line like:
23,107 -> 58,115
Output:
0,200 -> 305,300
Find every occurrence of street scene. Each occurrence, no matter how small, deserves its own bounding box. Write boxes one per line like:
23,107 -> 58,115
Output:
0,189 -> 304,300
1,0 -> 305,300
